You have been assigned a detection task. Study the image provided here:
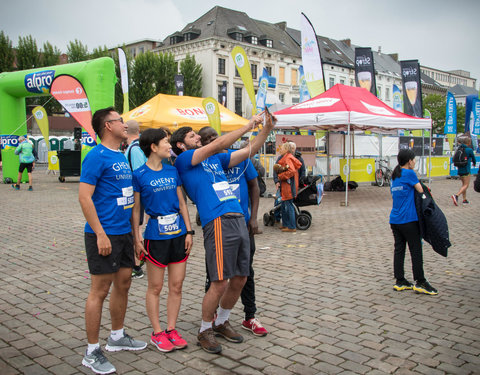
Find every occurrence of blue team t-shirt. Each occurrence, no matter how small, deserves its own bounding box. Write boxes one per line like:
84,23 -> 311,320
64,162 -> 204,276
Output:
224,150 -> 258,224
175,149 -> 243,227
80,144 -> 134,235
132,164 -> 186,240
389,168 -> 419,224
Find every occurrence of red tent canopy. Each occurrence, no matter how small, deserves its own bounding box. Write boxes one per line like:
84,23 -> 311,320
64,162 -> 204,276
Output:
274,84 -> 431,133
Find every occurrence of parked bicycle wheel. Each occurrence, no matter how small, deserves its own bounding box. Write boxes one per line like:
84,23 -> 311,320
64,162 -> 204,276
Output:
375,169 -> 385,187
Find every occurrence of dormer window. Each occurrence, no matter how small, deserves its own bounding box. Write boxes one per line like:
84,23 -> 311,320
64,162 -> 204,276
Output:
259,35 -> 273,48
170,32 -> 184,45
251,36 -> 258,45
266,40 -> 273,48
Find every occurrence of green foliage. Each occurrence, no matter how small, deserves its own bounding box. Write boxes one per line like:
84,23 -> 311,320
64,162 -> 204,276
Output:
180,54 -> 203,97
0,31 -> 15,72
423,94 -> 465,134
91,45 -> 110,59
40,41 -> 61,67
67,39 -> 89,62
156,52 -> 177,95
130,51 -> 159,106
16,35 -> 39,70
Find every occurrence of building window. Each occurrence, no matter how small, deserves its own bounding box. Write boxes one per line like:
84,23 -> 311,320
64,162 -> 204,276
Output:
377,86 -> 382,99
251,36 -> 258,45
350,79 -> 355,86
129,48 -> 136,57
279,93 -> 285,103
218,85 -> 226,106
291,69 -> 298,85
235,87 -> 242,116
265,66 -> 272,76
251,64 -> 257,80
329,76 -> 335,89
279,67 -> 285,84
385,87 -> 390,101
139,47 -> 144,54
340,78 -> 345,85
184,33 -> 191,41
218,58 -> 225,75
266,40 -> 273,48
292,97 -> 300,104
235,33 -> 243,42
235,67 -> 240,78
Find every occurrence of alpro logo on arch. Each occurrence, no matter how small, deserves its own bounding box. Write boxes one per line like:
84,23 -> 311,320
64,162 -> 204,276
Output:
24,70 -> 55,94
0,135 -> 20,150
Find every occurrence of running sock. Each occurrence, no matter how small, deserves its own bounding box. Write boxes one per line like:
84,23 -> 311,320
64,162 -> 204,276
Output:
215,306 -> 231,326
110,328 -> 125,341
87,343 -> 100,355
133,265 -> 141,271
200,320 -> 212,333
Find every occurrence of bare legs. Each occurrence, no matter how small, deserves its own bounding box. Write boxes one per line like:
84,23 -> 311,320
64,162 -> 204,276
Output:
456,175 -> 471,201
202,276 -> 246,322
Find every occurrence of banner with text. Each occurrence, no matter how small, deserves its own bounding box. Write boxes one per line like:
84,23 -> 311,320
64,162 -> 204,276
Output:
354,47 -> 377,96
400,60 -> 423,118
392,84 -> 403,112
300,12 -> 325,97
444,92 -> 457,134
50,75 -> 95,140
256,68 -> 269,113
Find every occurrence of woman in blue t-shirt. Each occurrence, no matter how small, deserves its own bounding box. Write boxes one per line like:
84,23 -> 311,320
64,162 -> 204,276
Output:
389,149 -> 438,295
451,135 -> 476,206
132,128 -> 194,353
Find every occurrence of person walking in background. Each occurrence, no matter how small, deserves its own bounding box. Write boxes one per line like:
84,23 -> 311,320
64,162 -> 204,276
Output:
275,142 -> 302,233
79,108 -> 146,375
390,149 -> 438,296
125,120 -> 148,279
13,136 -> 35,191
132,128 -> 193,353
451,135 -> 476,206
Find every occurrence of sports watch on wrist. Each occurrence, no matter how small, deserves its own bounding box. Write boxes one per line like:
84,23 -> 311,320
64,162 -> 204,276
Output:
186,230 -> 195,235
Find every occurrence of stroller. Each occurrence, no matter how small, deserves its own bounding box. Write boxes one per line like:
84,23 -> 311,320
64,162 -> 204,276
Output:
263,175 -> 324,230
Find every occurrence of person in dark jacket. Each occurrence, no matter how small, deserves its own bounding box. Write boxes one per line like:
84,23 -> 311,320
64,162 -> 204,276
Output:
451,135 -> 476,206
389,149 -> 438,295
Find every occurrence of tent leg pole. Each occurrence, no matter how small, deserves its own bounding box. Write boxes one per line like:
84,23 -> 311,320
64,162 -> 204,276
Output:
326,131 -> 331,182
345,124 -> 350,207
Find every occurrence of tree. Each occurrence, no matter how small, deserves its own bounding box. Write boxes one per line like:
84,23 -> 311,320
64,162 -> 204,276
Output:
91,45 -> 109,59
155,52 -> 177,95
16,35 -> 39,70
67,39 -> 88,62
130,51 -> 159,106
0,31 -> 15,72
40,41 -> 60,67
180,54 -> 203,97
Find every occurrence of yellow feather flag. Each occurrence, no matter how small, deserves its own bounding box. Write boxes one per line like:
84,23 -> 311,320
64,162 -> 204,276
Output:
231,46 -> 256,114
32,106 -> 49,150
202,97 -> 221,135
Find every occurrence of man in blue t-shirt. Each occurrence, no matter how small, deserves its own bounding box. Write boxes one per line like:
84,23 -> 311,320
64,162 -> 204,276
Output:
171,111 -> 275,354
199,127 -> 268,338
79,108 -> 146,375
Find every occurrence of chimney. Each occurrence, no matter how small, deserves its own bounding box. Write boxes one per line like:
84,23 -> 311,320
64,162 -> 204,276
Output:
340,39 -> 351,47
388,53 -> 398,62
275,21 -> 287,31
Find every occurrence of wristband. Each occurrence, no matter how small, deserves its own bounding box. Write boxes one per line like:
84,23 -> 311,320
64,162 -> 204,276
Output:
186,230 -> 195,235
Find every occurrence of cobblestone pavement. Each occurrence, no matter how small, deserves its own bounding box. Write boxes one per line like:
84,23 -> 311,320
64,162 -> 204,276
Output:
0,168 -> 479,375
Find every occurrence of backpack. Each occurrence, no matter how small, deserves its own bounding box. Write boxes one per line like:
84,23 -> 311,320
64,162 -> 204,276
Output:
453,146 -> 468,167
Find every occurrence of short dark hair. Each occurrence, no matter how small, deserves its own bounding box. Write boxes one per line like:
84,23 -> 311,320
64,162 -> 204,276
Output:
139,128 -> 167,158
170,126 -> 193,156
92,107 -> 115,139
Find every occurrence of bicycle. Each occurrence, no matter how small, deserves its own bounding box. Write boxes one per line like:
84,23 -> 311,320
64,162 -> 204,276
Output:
375,159 -> 392,187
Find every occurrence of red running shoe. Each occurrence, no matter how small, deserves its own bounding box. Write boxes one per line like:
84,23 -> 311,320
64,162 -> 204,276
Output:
242,318 -> 268,337
166,329 -> 188,349
150,331 -> 175,352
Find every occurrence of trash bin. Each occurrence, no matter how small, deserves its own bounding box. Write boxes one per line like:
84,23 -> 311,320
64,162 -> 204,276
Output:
57,150 -> 81,182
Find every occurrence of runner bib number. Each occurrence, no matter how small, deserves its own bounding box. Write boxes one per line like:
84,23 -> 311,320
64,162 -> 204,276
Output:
213,181 -> 236,202
157,213 -> 181,235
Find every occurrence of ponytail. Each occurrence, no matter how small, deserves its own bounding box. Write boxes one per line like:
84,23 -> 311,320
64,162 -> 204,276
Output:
392,165 -> 403,180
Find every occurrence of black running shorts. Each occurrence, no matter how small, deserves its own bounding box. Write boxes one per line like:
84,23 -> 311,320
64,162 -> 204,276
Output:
203,214 -> 250,282
143,235 -> 188,268
85,232 -> 135,275
19,162 -> 33,173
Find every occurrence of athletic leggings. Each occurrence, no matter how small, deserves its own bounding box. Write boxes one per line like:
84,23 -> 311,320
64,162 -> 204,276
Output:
390,221 -> 425,283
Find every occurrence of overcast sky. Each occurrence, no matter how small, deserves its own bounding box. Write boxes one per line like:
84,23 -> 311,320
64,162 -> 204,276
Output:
2,0 -> 478,88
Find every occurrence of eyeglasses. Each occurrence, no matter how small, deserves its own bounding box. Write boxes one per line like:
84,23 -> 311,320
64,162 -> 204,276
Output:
106,117 -> 124,124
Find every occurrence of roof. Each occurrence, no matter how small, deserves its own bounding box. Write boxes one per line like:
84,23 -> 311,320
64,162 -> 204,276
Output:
449,84 -> 479,96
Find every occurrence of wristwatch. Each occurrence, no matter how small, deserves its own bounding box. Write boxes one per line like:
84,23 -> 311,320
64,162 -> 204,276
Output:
186,230 -> 195,235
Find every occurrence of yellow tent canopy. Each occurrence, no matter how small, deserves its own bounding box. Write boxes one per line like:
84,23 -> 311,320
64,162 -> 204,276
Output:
122,94 -> 249,132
